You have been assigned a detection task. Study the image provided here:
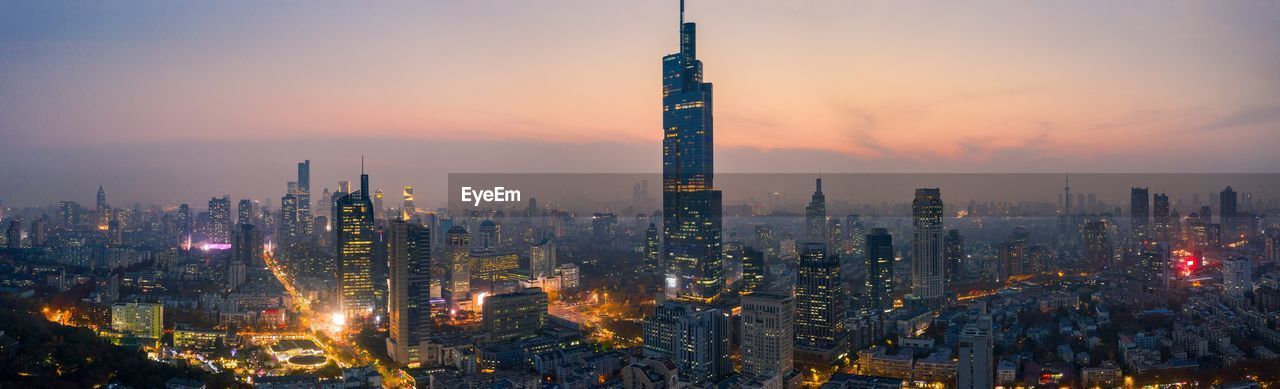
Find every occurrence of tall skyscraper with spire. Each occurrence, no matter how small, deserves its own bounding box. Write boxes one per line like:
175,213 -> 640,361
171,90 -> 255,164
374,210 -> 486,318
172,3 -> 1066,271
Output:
1063,174 -> 1071,214
804,178 -> 826,244
662,0 -> 722,303
335,165 -> 375,320
96,185 -> 109,230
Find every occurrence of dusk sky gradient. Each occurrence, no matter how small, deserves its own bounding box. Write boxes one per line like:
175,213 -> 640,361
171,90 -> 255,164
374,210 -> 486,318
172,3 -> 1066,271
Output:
2,1 -> 1279,206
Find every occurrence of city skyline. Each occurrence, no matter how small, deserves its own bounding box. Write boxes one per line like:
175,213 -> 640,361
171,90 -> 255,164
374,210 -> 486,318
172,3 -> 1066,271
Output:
3,1 -> 1280,205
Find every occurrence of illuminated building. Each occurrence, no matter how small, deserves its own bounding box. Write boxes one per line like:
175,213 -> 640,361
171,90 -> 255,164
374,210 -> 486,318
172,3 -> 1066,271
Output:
296,160 -> 312,239
4,220 -> 20,248
661,0 -> 723,302
956,316 -> 993,389
401,185 -> 415,221
176,203 -> 192,246
642,300 -> 693,358
372,189 -> 384,220
1130,187 -> 1150,241
57,201 -> 80,229
238,198 -> 255,225
227,260 -> 245,292
910,188 -> 945,308
644,223 -> 660,272
1082,218 -> 1113,269
482,287 -> 547,343
944,229 -> 963,286
173,328 -> 226,351
96,185 -> 109,229
557,263 -> 580,290
740,291 -> 793,377
675,307 -> 731,383
443,225 -> 471,306
472,251 -> 520,284
740,246 -> 764,294
999,227 -> 1029,280
111,302 -> 163,339
865,228 -> 894,312
1222,257 -> 1251,296
207,196 -> 232,244
1138,244 -> 1170,291
1153,193 -> 1173,241
335,170 -> 376,319
805,178 -> 826,244
795,242 -> 843,359
279,194 -> 300,249
387,220 -> 431,366
528,239 -> 556,278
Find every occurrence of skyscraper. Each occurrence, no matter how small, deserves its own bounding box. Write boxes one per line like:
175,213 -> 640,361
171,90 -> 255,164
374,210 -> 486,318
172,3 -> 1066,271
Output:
1130,187 -> 1150,241
865,228 -> 894,313
944,229 -> 964,286
1153,193 -> 1172,242
1138,244 -> 1170,291
1221,257 -> 1251,297
297,160 -> 312,239
740,291 -> 794,378
957,316 -> 993,389
334,170 -> 376,319
529,239 -> 556,278
1082,219 -> 1112,269
386,220 -> 432,366
676,307 -> 731,383
795,242 -> 843,357
740,246 -> 765,294
402,185 -> 415,221
176,203 -> 192,246
911,188 -> 945,307
805,178 -> 826,244
644,223 -> 660,272
661,1 -> 722,302
208,196 -> 232,245
231,223 -> 263,267
96,185 -> 109,230
237,199 -> 255,226
482,287 -> 548,343
5,220 -> 20,248
443,225 -> 471,306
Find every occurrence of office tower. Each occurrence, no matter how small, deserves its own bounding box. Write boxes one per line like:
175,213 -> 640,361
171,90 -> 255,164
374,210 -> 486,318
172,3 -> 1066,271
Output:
911,188 -> 945,307
237,199 -> 254,226
557,263 -> 580,290
805,178 -> 826,243
957,316 -> 993,389
795,242 -> 843,353
1220,186 -> 1237,220
676,307 -> 731,383
208,196 -> 232,245
387,221 -> 432,366
1130,187 -> 1150,241
57,201 -> 80,228
741,246 -> 765,294
402,185 -> 415,221
372,189 -> 384,220
334,170 -> 376,319
944,229 -> 963,285
297,160 -> 312,238
279,194 -> 300,248
644,223 -> 660,272
999,228 -> 1029,279
111,302 -> 164,339
176,203 -> 192,246
643,300 -> 694,357
1082,219 -> 1112,269
529,239 -> 556,278
477,220 -> 499,252
96,185 -> 109,229
865,228 -> 894,312
471,251 -> 519,284
1222,257 -> 1251,296
5,220 -> 20,248
661,1 -> 723,303
1138,244 -> 1170,291
232,223 -> 263,264
482,287 -> 548,343
443,225 -> 471,306
1153,193 -> 1172,241
740,291 -> 794,377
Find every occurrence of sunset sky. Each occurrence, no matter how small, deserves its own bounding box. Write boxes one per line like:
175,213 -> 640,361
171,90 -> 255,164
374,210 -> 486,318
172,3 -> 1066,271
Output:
2,1 -> 1278,206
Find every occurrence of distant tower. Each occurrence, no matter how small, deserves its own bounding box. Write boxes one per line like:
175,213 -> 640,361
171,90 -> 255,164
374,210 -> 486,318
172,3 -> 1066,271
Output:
805,178 -> 827,244
1063,174 -> 1071,214
402,186 -> 416,221
1130,187 -> 1150,241
443,226 -> 471,307
208,196 -> 232,245
864,228 -> 894,312
297,160 -> 312,238
96,185 -> 109,229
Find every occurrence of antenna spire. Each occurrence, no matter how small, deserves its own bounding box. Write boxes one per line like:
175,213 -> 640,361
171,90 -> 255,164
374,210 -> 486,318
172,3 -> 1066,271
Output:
361,155 -> 365,175
680,0 -> 685,26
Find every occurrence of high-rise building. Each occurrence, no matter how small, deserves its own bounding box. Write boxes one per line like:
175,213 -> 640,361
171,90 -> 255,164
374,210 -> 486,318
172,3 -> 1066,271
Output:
57,201 -> 80,229
740,291 -> 794,377
676,307 -> 731,383
477,220 -> 499,252
176,203 -> 192,246
661,1 -> 722,303
335,171 -> 376,319
1138,244 -> 1169,291
999,228 -> 1029,280
482,287 -> 547,343
443,225 -> 471,306
1153,193 -> 1172,241
231,223 -> 263,269
1063,174 -> 1071,214
1082,219 -> 1112,269
1130,187 -> 1150,241
386,221 -> 432,366
591,212 -> 617,243
29,217 -> 47,246
237,199 -> 255,226
96,185 -> 109,230
111,302 -> 164,339
529,239 -> 556,278
805,178 -> 826,244
5,220 -> 20,248
297,160 -> 312,239
865,228 -> 894,313
208,196 -> 232,245
279,194 -> 300,248
911,188 -> 945,307
1222,257 -> 1251,296
795,242 -> 843,353
643,300 -> 694,358
1220,186 -> 1238,220
644,223 -> 660,272
227,261 -> 246,292
944,229 -> 964,286
402,185 -> 415,221
740,246 -> 765,294
957,316 -> 993,389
